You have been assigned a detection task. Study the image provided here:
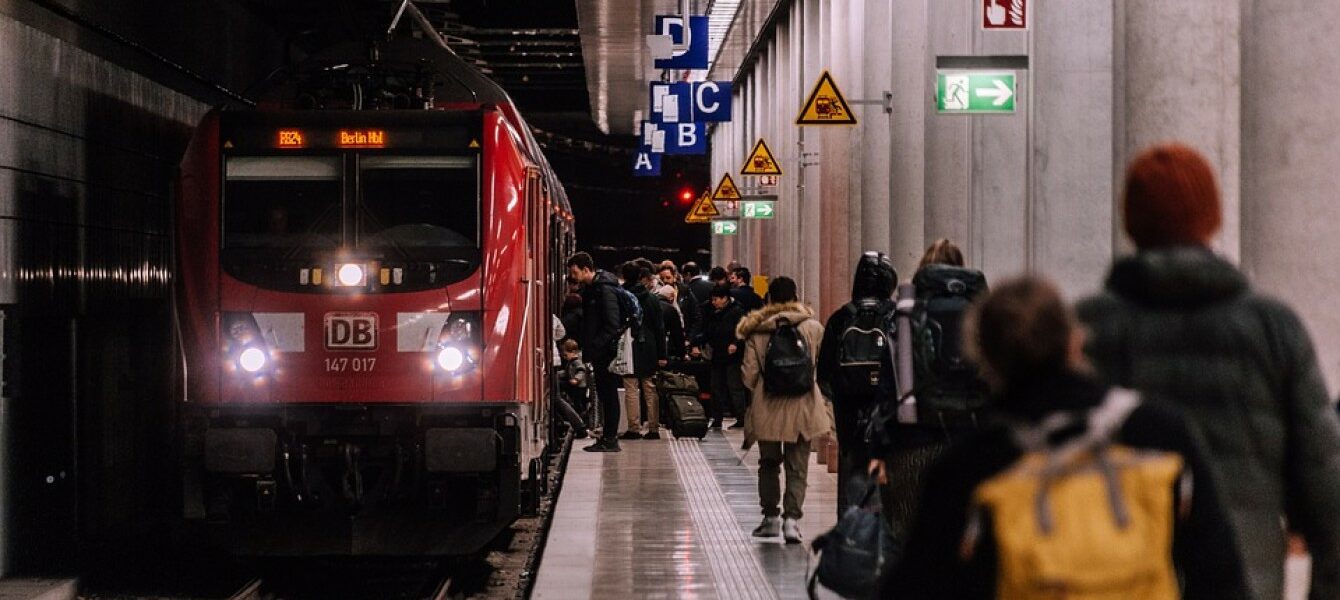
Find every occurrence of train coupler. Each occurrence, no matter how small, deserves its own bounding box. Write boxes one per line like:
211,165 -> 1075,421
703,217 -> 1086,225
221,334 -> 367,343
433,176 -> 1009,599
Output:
256,479 -> 277,512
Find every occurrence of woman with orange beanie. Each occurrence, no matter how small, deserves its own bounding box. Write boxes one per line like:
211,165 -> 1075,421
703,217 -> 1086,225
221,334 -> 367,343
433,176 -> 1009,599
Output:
1078,143 -> 1340,600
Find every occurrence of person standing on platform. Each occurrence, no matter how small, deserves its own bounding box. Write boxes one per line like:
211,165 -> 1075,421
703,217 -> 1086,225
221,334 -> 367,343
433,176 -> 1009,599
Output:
683,262 -> 713,307
567,252 -> 624,453
618,262 -> 667,441
887,276 -> 1247,599
1078,143 -> 1340,600
737,276 -> 830,544
868,239 -> 988,542
816,251 -> 898,517
697,285 -> 748,429
730,266 -> 764,312
655,284 -> 687,361
559,293 -> 583,346
659,263 -> 700,344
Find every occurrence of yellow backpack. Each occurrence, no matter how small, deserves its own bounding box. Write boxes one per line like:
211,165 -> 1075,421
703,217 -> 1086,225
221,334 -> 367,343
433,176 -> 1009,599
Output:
964,390 -> 1191,600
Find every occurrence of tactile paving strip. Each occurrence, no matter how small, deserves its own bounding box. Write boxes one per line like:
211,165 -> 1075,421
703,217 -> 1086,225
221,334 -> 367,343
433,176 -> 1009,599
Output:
669,438 -> 781,600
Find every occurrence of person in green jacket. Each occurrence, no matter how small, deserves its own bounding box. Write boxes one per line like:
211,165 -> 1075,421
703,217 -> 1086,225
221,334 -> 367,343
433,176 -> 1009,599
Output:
1077,143 -> 1340,600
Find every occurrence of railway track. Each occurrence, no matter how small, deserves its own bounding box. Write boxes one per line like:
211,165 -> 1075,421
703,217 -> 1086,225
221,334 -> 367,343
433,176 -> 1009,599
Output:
80,432 -> 573,600
226,571 -> 454,600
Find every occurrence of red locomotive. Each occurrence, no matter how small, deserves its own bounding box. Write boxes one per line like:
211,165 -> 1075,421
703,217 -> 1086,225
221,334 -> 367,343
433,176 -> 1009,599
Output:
174,33 -> 573,555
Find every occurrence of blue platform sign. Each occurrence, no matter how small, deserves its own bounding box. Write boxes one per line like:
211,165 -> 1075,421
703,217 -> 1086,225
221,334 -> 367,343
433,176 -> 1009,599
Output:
653,16 -> 709,70
641,121 -> 706,156
632,148 -> 662,176
650,81 -> 733,123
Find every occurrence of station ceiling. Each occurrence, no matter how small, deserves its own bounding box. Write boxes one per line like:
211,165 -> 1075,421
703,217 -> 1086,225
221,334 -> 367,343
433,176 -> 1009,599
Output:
239,0 -> 594,133
574,0 -> 680,135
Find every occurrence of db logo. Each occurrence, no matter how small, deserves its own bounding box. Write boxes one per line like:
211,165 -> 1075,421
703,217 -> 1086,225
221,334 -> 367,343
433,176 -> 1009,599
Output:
325,313 -> 378,350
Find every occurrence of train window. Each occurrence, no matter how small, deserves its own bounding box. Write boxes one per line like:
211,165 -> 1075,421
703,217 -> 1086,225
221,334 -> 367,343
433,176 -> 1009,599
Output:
223,156 -> 342,254
357,156 -> 479,260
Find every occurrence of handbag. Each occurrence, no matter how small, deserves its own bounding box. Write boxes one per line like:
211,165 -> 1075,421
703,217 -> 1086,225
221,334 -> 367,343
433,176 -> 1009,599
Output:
809,478 -> 898,599
608,329 -> 635,376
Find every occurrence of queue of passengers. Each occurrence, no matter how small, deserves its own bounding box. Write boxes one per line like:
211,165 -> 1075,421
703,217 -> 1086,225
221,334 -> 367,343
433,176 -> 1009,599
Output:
561,142 -> 1340,600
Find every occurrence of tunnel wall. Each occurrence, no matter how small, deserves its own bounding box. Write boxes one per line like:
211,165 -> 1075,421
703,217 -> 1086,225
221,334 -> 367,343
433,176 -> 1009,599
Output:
0,0 -> 284,576
710,0 -> 1340,394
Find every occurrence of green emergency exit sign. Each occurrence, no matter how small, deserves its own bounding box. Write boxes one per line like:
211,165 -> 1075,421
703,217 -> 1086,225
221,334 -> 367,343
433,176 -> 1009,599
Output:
711,219 -> 740,235
936,71 -> 1016,113
741,200 -> 775,219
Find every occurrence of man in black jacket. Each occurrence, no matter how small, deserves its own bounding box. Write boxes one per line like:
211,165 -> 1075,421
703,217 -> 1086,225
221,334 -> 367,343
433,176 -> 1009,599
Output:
683,262 -> 714,307
816,251 -> 897,517
696,285 -> 749,428
729,267 -> 764,312
619,263 -> 668,439
567,252 -> 624,452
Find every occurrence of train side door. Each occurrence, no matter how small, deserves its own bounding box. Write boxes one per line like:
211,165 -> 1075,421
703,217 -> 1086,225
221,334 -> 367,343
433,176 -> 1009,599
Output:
523,168 -> 547,444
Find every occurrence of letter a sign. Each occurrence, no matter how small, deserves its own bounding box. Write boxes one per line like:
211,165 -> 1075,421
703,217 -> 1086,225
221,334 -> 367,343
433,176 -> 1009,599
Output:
796,71 -> 856,126
740,139 -> 782,175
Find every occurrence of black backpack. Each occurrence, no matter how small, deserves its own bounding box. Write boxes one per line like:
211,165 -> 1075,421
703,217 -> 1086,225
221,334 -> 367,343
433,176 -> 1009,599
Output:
834,299 -> 896,398
612,285 -> 644,331
763,317 -> 815,397
910,265 -> 989,416
809,480 -> 899,599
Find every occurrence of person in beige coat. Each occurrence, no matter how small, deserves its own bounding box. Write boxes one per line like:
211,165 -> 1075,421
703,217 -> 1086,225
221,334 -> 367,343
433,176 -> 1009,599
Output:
736,276 -> 831,544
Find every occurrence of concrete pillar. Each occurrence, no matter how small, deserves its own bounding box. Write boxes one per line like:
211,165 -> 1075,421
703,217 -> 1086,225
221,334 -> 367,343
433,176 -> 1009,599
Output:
1116,0 -> 1241,261
1241,0 -> 1340,393
888,0 -> 928,277
841,0 -> 865,269
777,13 -> 793,293
800,0 -> 823,307
859,0 -> 893,258
1031,0 -> 1116,298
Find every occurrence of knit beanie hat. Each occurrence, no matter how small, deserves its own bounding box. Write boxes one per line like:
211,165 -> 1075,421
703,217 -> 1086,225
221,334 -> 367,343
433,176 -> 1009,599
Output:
1122,143 -> 1222,249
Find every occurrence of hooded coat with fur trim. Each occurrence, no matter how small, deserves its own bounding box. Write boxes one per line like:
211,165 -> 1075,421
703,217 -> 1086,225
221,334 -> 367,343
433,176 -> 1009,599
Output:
737,302 -> 833,445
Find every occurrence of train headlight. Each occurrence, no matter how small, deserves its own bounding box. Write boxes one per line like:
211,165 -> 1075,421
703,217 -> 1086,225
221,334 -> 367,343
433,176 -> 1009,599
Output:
436,346 -> 466,372
336,263 -> 366,287
223,312 -> 272,376
238,347 -> 268,373
434,313 -> 481,374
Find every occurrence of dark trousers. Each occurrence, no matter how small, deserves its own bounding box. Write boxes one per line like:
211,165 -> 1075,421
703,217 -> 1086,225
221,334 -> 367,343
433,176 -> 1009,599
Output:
879,442 -> 948,540
590,352 -> 621,442
758,440 -> 812,519
555,394 -> 586,433
836,444 -> 873,518
709,362 -> 748,421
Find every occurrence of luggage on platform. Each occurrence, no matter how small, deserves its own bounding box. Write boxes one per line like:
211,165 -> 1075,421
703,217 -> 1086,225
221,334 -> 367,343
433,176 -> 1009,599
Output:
657,371 -> 709,439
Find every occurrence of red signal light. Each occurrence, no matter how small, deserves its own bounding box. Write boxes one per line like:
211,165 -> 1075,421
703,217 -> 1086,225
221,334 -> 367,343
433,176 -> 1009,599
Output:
678,189 -> 694,206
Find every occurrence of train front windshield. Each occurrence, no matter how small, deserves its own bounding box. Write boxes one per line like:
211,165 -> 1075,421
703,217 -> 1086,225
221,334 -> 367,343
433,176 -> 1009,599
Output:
222,155 -> 480,290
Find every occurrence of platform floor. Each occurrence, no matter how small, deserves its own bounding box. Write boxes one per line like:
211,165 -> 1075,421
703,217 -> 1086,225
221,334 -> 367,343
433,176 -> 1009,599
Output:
532,427 -> 1313,600
533,427 -> 839,600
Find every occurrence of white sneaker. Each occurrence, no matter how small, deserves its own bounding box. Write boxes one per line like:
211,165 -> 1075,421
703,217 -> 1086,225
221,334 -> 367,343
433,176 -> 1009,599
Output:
752,516 -> 781,538
782,518 -> 802,544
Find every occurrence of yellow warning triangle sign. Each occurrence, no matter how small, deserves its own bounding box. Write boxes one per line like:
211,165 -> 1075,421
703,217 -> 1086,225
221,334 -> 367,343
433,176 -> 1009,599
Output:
712,174 -> 742,201
796,71 -> 857,125
685,192 -> 719,224
740,139 -> 782,175
468,139 -> 481,149
223,140 -> 234,149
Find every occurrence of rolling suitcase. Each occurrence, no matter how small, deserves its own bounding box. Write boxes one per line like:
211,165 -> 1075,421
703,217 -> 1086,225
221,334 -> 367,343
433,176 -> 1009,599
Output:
657,371 -> 709,439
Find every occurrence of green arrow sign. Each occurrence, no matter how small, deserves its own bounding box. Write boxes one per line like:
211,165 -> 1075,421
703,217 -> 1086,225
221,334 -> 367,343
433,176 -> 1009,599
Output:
936,71 -> 1016,113
741,200 -> 775,219
712,219 -> 740,236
